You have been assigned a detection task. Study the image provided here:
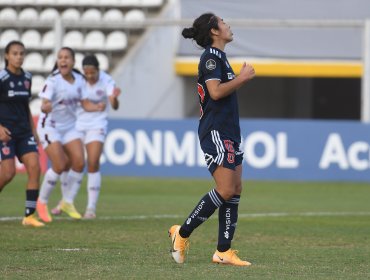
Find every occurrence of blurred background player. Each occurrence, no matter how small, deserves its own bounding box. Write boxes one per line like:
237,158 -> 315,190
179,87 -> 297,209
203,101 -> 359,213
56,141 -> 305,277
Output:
36,47 -> 105,223
0,41 -> 44,227
168,13 -> 255,266
51,54 -> 120,219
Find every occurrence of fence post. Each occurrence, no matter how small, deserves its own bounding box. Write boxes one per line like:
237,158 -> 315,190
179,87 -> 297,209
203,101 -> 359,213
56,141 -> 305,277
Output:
53,16 -> 63,58
362,19 -> 370,122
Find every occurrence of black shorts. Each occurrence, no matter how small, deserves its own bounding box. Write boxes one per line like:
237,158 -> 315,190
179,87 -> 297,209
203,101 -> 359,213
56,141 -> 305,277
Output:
0,133 -> 38,162
200,130 -> 243,174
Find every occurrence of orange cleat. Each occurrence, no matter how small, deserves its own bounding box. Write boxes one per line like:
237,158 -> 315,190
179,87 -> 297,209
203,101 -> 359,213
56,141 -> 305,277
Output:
36,200 -> 52,223
212,249 -> 251,266
168,225 -> 189,264
22,214 -> 45,227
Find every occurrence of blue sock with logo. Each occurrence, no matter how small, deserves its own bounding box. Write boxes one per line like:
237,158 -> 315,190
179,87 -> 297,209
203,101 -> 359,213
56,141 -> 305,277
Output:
217,195 -> 240,252
179,189 -> 225,238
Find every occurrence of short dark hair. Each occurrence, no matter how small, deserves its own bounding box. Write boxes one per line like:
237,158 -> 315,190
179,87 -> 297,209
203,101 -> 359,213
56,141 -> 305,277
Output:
82,54 -> 99,69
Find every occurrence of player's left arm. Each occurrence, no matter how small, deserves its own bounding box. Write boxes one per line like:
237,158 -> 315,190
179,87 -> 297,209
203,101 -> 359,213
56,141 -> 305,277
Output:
109,87 -> 120,110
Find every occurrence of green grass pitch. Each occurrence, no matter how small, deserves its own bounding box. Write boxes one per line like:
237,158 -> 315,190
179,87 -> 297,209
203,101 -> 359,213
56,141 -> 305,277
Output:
1,175 -> 369,279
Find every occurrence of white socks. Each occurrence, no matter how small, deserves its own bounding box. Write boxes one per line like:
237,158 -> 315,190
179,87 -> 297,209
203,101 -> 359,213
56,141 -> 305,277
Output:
63,170 -> 84,204
60,171 -> 69,200
41,169 -> 100,211
87,172 -> 101,211
39,168 -> 60,203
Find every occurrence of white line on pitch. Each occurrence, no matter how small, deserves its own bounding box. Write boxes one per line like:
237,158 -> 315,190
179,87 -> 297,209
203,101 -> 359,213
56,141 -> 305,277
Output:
1,212 -> 370,222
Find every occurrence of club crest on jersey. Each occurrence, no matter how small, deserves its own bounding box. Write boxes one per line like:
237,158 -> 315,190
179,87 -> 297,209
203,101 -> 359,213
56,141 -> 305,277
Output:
24,80 -> 30,89
96,89 -> 105,97
2,145 -> 10,155
9,81 -> 14,88
206,59 -> 216,70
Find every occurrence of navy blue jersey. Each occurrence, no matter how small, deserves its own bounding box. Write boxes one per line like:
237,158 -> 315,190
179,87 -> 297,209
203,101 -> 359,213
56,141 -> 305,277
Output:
197,46 -> 240,143
0,68 -> 32,136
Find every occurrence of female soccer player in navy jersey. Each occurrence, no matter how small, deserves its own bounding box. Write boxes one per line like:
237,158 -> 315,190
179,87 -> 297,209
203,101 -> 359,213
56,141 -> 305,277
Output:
36,47 -> 105,223
0,41 -> 44,227
169,13 -> 255,266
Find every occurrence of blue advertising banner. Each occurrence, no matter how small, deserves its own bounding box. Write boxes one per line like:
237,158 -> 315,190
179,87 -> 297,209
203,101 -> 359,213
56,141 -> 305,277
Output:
100,119 -> 370,182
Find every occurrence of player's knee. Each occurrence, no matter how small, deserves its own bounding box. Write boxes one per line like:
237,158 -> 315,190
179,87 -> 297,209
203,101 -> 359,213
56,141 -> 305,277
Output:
27,161 -> 40,176
2,170 -> 15,185
52,161 -> 68,174
235,183 -> 243,194
217,188 -> 235,201
87,161 -> 99,173
72,159 -> 85,173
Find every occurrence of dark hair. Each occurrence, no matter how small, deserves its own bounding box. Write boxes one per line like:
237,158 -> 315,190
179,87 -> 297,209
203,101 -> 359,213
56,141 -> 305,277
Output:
182,13 -> 219,48
82,54 -> 99,69
51,46 -> 76,73
4,40 -> 25,67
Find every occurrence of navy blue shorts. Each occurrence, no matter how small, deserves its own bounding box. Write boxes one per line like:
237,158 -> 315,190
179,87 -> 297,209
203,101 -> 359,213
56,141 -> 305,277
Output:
0,133 -> 38,162
200,130 -> 243,174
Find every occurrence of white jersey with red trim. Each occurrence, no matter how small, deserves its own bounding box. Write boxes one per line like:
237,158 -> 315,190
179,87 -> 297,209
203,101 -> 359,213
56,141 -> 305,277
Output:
38,70 -> 84,131
76,70 -> 116,131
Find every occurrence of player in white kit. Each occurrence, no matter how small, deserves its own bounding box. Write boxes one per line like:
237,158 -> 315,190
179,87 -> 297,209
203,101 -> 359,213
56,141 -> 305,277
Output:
36,48 -> 105,223
51,54 -> 120,219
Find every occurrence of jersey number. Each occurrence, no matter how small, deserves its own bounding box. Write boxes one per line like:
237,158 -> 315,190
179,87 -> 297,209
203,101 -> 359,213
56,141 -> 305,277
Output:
224,140 -> 235,164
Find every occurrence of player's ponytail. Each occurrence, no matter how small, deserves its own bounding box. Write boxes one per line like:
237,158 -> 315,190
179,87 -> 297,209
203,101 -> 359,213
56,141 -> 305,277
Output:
182,27 -> 196,39
182,13 -> 218,49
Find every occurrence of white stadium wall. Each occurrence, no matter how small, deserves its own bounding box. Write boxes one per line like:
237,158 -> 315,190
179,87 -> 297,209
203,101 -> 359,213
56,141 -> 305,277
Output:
110,0 -> 185,119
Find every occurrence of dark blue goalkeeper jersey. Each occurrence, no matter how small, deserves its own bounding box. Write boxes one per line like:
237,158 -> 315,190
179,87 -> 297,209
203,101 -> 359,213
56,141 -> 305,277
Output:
197,46 -> 241,143
0,68 -> 32,136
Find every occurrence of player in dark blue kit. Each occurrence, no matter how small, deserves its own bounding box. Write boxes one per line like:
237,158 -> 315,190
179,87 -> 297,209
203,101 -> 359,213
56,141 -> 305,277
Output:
0,41 -> 44,227
169,13 -> 255,266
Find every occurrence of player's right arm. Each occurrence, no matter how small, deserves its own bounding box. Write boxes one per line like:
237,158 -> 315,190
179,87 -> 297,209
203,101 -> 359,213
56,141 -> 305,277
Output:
39,75 -> 56,114
40,99 -> 52,113
109,87 -> 120,110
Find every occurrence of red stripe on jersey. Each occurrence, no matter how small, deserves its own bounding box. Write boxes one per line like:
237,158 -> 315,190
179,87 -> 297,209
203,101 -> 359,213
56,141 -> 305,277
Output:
197,83 -> 205,103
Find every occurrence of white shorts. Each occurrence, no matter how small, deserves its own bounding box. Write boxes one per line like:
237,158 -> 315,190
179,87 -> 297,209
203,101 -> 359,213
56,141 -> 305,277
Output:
37,126 -> 81,149
78,128 -> 106,145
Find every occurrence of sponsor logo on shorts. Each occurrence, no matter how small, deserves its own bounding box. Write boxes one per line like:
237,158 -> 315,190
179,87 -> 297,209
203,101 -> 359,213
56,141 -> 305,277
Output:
28,136 -> 37,146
